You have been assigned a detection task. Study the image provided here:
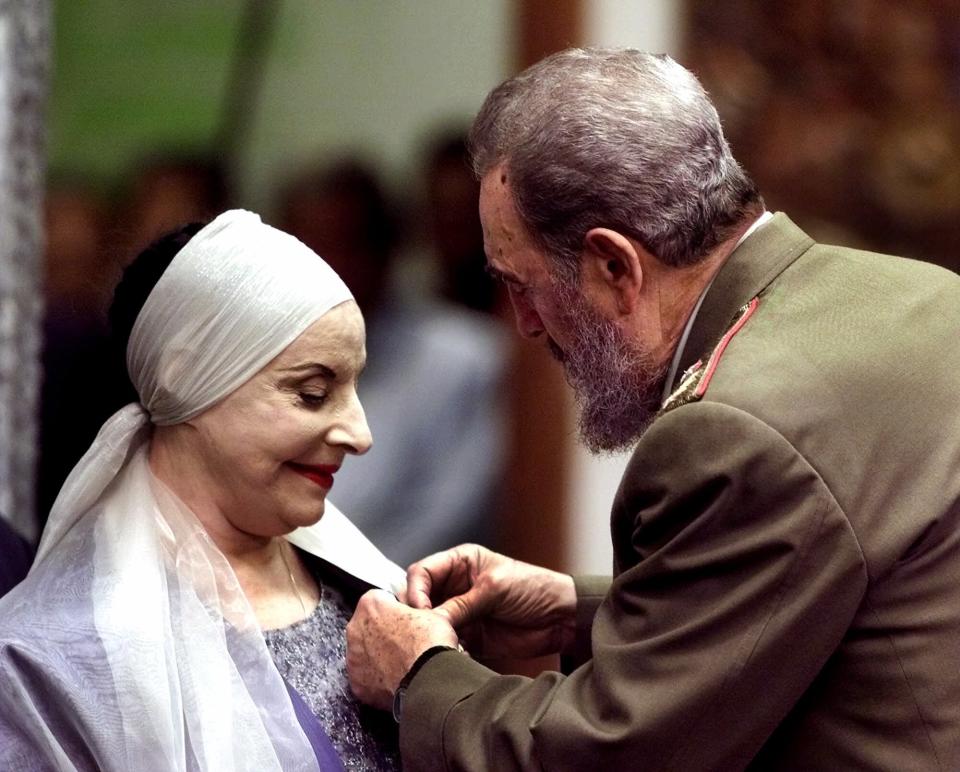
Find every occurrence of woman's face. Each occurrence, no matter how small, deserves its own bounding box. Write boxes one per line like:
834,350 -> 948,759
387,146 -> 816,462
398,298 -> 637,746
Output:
186,300 -> 371,537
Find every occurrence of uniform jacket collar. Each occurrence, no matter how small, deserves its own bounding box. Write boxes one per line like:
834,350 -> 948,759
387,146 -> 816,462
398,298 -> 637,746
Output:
672,213 -> 815,392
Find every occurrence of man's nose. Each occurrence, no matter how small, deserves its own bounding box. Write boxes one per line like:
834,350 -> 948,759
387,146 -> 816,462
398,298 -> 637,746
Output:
509,288 -> 544,339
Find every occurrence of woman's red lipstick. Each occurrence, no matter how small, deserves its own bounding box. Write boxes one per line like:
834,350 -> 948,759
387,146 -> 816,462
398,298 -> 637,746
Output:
288,463 -> 338,489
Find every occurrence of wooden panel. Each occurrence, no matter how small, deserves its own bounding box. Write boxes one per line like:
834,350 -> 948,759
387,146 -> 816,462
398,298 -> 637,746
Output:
516,0 -> 584,71
485,1 -> 586,677
492,0 -> 585,580
497,333 -> 573,572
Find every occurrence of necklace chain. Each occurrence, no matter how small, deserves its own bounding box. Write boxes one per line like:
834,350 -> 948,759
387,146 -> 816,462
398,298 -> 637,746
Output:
279,541 -> 320,618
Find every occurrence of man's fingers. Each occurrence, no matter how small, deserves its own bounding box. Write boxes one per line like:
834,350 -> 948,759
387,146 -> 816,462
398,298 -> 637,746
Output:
406,544 -> 493,610
406,563 -> 436,609
406,548 -> 463,608
434,585 -> 490,629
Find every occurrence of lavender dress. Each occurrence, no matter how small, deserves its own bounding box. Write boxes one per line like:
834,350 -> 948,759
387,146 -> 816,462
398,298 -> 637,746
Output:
264,556 -> 400,771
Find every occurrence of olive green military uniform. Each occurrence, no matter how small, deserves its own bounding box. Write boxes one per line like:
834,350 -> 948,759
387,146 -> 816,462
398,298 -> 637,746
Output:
401,214 -> 960,771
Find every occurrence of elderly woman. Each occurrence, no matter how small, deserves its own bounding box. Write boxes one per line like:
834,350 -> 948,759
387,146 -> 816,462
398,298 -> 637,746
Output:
0,211 -> 404,770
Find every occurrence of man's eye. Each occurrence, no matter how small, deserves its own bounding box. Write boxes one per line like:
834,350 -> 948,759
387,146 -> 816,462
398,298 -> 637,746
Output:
298,392 -> 328,407
486,267 -> 515,287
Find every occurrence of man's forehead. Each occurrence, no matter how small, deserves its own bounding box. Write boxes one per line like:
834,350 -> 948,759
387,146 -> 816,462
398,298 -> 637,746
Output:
480,175 -> 525,254
479,164 -> 515,218
485,237 -> 551,290
482,227 -> 524,279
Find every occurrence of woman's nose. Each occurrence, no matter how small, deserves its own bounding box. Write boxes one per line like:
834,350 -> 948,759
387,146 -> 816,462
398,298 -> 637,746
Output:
329,391 -> 373,455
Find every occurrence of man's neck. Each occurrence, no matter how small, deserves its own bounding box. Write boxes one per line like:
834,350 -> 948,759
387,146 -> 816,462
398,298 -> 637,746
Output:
661,211 -> 773,402
651,213 -> 766,369
647,252 -> 727,364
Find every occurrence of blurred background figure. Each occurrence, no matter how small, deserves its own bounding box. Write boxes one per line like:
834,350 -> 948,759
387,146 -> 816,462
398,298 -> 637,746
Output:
119,153 -> 232,256
36,180 -> 125,527
279,160 -> 395,318
278,158 -> 508,566
422,132 -> 499,315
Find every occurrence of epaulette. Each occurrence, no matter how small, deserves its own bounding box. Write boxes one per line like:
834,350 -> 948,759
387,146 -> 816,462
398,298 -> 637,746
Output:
660,296 -> 760,414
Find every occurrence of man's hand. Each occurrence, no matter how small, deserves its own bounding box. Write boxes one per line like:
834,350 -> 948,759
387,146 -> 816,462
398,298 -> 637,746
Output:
346,589 -> 459,711
406,544 -> 577,660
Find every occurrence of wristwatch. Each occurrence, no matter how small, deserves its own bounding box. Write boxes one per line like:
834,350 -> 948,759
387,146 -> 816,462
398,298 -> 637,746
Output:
392,644 -> 458,723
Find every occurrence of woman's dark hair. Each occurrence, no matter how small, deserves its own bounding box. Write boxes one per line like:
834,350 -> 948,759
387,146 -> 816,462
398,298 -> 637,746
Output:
108,221 -> 205,366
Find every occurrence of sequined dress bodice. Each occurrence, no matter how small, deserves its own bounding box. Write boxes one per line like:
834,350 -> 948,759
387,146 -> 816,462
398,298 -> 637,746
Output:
263,579 -> 400,771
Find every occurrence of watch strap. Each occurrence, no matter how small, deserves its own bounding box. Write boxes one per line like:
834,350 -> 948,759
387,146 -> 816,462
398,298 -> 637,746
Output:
392,644 -> 458,723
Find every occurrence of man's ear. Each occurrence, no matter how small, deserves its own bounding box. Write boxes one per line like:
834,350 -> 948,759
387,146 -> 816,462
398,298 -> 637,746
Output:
582,228 -> 644,316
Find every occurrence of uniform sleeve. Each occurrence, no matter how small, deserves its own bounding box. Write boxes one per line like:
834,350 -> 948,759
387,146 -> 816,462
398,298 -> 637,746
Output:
399,401 -> 868,771
561,575 -> 611,672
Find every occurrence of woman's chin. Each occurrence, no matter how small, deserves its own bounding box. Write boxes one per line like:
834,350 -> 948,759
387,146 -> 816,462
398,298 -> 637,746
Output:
285,500 -> 326,530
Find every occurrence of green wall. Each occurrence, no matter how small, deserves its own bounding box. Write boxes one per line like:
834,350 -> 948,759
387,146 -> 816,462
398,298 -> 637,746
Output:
50,1 -> 510,206
50,1 -> 243,183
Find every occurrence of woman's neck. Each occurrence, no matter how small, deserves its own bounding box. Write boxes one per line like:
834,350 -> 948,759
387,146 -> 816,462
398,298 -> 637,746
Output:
148,424 -> 271,560
148,425 -> 320,628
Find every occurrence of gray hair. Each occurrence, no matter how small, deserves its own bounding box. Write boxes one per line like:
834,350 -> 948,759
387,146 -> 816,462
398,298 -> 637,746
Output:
469,48 -> 762,277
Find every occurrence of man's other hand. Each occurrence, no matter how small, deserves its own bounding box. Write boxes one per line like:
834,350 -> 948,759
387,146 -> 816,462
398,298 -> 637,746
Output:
346,589 -> 459,711
405,544 -> 577,660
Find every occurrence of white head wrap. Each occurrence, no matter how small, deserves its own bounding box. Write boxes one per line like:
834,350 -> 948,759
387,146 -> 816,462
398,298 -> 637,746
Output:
130,209 -> 351,425
0,211 -> 404,770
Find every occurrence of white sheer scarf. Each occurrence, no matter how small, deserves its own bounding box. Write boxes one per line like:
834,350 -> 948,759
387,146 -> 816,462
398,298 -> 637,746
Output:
0,211 -> 403,771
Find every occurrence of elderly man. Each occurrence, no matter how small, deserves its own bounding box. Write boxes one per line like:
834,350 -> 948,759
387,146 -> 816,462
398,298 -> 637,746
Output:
346,48 -> 960,770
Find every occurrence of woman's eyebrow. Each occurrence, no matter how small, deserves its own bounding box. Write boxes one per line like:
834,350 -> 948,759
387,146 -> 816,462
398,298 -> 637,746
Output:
282,362 -> 337,378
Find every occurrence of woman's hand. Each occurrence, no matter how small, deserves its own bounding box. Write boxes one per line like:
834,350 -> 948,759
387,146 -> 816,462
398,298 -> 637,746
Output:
405,544 -> 578,660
